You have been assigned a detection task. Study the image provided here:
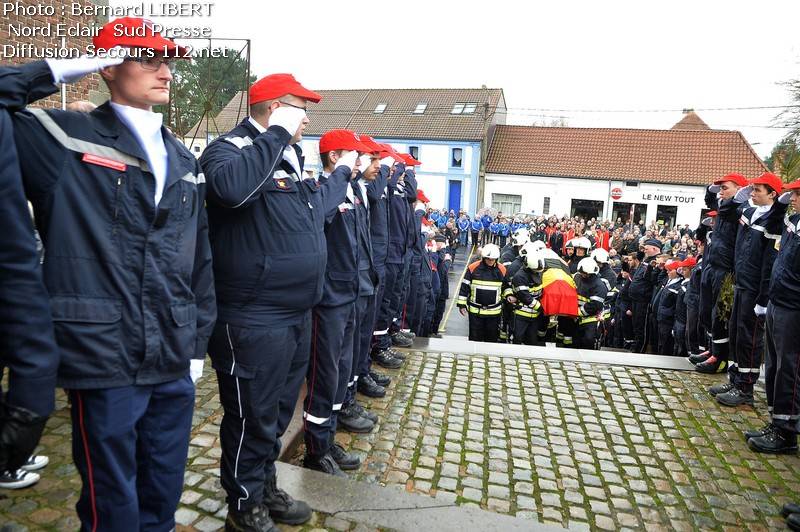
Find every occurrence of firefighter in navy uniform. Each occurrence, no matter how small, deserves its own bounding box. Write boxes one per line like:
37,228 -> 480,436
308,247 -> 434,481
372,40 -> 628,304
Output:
574,258 -> 608,349
301,130 -> 374,478
629,240 -> 663,352
0,18 -> 217,531
458,244 -> 507,342
673,258 -> 695,357
0,108 -> 60,490
510,249 -> 545,345
746,179 -> 800,456
655,260 -> 683,356
696,173 -> 748,373
590,248 -> 617,346
200,74 -> 346,530
715,173 -> 786,407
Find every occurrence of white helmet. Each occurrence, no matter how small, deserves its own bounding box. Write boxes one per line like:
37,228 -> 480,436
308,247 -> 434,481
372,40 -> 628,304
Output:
590,248 -> 610,264
518,241 -> 537,258
530,240 -> 547,252
577,257 -> 599,275
542,248 -> 560,259
512,231 -> 530,247
481,243 -> 501,260
513,227 -> 528,238
525,249 -> 546,271
573,237 -> 592,250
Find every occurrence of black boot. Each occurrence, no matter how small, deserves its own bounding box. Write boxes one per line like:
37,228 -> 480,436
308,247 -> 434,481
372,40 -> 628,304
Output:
708,381 -> 734,397
789,513 -> 800,532
303,452 -> 346,477
351,401 -> 378,424
337,403 -> 374,433
371,349 -> 402,369
782,502 -> 800,518
263,474 -> 311,525
695,355 -> 727,374
330,443 -> 360,470
390,333 -> 413,348
369,371 -> 391,386
748,427 -> 798,454
397,330 -> 416,340
744,422 -> 774,442
688,351 -> 711,365
386,347 -> 406,361
225,504 -> 278,532
357,374 -> 386,398
716,387 -> 754,407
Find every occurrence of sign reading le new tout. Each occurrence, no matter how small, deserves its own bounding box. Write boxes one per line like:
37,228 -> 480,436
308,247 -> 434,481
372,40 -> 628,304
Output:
640,192 -> 696,204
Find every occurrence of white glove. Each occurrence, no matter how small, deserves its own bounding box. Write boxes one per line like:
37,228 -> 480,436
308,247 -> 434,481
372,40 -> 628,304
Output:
357,154 -> 372,171
46,47 -> 126,83
754,304 -> 767,317
335,150 -> 358,170
708,184 -> 721,194
380,156 -> 396,167
190,359 -> 204,384
267,106 -> 306,138
779,191 -> 793,205
734,185 -> 753,203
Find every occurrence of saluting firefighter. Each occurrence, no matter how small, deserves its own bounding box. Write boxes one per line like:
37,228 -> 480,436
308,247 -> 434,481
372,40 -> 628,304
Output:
745,179 -> 800,455
714,173 -> 786,407
574,258 -> 608,349
458,244 -> 508,342
696,173 -> 748,373
0,17 -> 217,530
655,260 -> 684,356
673,258 -> 696,357
302,130 -> 375,478
200,74 -> 344,530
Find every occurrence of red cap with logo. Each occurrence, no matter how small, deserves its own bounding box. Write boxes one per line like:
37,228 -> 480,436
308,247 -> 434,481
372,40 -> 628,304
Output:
250,73 -> 321,105
750,172 -> 783,194
712,173 -> 748,188
358,135 -> 383,154
319,129 -> 372,154
93,17 -> 188,56
417,189 -> 431,203
378,143 -> 403,161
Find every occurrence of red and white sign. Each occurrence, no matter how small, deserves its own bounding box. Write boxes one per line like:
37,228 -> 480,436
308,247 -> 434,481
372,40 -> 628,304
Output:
610,187 -> 623,200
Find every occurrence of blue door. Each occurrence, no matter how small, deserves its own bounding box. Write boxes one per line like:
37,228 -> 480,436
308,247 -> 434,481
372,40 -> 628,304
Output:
448,180 -> 462,213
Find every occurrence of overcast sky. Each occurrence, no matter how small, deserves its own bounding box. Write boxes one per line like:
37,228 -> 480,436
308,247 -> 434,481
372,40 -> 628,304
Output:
119,0 -> 800,157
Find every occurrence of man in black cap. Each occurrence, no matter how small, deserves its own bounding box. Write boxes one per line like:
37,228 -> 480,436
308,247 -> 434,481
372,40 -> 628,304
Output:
628,239 -> 663,352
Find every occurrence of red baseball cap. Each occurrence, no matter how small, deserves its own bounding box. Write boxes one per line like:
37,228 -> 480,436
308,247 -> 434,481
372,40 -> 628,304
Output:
358,135 -> 382,154
785,179 -> 800,191
417,189 -> 431,203
250,73 -> 321,105
378,143 -> 403,161
750,172 -> 783,194
712,173 -> 748,187
319,129 -> 372,154
706,210 -> 717,217
665,260 -> 681,271
681,257 -> 698,268
93,17 -> 188,56
401,153 -> 423,166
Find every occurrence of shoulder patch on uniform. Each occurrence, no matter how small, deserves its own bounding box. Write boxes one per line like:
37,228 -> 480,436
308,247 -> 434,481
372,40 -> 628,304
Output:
224,136 -> 254,149
497,263 -> 507,276
468,260 -> 482,272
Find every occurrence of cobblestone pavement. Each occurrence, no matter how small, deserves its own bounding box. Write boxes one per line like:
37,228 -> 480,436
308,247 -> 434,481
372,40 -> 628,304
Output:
320,352 -> 800,531
3,352 -> 799,531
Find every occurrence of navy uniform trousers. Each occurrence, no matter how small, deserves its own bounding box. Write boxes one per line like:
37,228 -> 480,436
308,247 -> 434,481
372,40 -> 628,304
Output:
764,303 -> 800,433
728,287 -> 764,390
345,292 -> 374,407
700,266 -> 730,361
69,377 -> 195,532
209,316 -> 310,512
303,303 -> 356,455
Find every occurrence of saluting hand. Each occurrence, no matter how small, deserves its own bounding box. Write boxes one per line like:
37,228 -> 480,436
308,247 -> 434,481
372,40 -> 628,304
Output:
335,150 -> 358,171
46,46 -> 126,83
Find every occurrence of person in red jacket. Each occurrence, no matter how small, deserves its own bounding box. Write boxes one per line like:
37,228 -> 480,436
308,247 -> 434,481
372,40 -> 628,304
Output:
595,224 -> 611,251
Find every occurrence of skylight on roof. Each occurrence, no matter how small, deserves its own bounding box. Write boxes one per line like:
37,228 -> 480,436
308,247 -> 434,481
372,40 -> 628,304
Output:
451,103 -> 465,114
463,103 -> 477,114
413,103 -> 427,114
374,103 -> 387,114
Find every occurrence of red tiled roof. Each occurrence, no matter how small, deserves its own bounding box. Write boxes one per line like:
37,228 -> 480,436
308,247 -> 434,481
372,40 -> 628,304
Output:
671,111 -> 710,130
185,88 -> 506,142
486,125 -> 767,186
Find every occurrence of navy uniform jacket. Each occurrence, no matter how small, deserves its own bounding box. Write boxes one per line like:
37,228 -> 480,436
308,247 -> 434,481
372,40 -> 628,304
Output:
200,118 -> 348,326
575,274 -> 608,318
733,202 -> 785,306
365,164 -> 393,274
628,256 -> 660,302
353,176 -> 377,297
0,109 -> 59,416
656,278 -> 683,321
685,257 -> 702,309
769,213 -> 800,311
705,187 -> 742,271
0,61 -> 216,389
674,278 -> 690,324
386,163 -> 409,264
